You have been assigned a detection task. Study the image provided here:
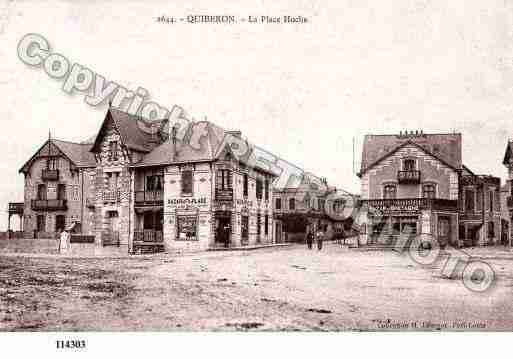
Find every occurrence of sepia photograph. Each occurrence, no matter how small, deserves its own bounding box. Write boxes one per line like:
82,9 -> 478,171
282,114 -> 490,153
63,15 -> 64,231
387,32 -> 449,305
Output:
1,0 -> 512,356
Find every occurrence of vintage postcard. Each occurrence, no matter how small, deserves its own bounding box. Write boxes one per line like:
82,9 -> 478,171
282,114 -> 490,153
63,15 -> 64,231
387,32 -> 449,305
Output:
1,0 -> 512,356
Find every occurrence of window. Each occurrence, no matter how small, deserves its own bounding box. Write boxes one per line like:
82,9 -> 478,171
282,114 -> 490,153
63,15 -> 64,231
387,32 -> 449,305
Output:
176,215 -> 197,241
48,157 -> 58,170
383,184 -> 396,199
265,214 -> 269,235
37,184 -> 47,200
181,170 -> 193,195
403,159 -> 416,171
216,169 -> 232,191
243,173 -> 248,197
57,184 -> 66,200
488,221 -> 495,239
55,215 -> 65,232
36,215 -> 45,232
318,198 -> 325,212
489,191 -> 494,212
146,175 -> 163,191
264,179 -> 269,201
257,213 -> 261,236
422,184 -> 436,199
465,189 -> 475,212
109,141 -> 119,161
256,178 -> 263,200
107,172 -> 119,190
289,198 -> 296,210
275,198 -> 282,210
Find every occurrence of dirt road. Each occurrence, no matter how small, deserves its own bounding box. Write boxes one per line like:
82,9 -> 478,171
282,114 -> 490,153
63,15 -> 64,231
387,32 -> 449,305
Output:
1,243 -> 512,331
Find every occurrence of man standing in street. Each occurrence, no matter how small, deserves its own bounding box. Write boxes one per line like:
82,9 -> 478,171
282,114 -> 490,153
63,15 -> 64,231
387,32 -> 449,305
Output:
316,227 -> 324,251
306,229 -> 314,249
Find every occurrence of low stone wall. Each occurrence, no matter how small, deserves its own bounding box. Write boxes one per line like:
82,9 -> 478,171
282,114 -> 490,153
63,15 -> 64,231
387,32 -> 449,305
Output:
0,238 -> 59,254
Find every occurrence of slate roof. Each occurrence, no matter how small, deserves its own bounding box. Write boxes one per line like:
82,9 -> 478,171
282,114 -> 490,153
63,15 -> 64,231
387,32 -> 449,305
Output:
91,108 -> 167,153
131,120 -> 281,177
359,133 -> 462,175
19,139 -> 96,173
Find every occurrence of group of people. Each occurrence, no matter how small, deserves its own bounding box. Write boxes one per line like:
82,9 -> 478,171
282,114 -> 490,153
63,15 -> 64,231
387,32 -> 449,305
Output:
306,228 -> 324,251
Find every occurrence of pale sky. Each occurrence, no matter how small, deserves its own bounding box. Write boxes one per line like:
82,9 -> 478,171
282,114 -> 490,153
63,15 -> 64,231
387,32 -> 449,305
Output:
1,0 -> 513,230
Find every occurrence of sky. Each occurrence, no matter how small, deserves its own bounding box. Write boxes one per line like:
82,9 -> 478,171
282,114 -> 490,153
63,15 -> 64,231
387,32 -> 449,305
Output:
1,0 -> 513,230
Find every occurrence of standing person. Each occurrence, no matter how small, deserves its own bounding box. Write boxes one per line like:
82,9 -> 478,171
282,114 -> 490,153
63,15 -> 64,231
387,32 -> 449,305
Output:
59,229 -> 70,254
306,229 -> 314,250
316,227 -> 324,251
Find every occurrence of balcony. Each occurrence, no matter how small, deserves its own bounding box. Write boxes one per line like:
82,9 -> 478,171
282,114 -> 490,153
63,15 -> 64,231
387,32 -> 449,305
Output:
102,189 -> 120,203
41,169 -> 59,181
134,230 -> 164,243
135,191 -> 163,206
397,170 -> 421,184
215,188 -> 234,202
361,198 -> 458,214
8,202 -> 24,214
31,199 -> 67,211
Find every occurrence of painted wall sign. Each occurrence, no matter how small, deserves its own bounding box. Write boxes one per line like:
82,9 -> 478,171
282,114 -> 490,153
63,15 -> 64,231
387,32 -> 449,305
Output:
167,197 -> 208,209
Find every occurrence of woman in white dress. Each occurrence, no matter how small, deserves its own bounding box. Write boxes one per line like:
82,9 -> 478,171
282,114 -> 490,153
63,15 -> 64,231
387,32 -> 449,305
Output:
59,229 -> 70,254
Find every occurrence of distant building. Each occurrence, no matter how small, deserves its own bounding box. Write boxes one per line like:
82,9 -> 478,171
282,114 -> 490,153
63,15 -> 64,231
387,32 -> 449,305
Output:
273,177 -> 355,243
358,131 -> 501,247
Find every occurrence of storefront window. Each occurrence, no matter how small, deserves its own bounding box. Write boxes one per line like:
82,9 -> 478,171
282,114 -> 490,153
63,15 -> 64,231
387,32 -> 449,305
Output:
176,215 -> 197,241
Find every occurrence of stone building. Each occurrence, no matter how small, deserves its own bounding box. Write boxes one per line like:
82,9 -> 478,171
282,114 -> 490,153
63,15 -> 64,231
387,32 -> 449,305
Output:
17,107 -> 278,253
19,137 -> 96,238
273,177 -> 354,243
358,131 -> 501,247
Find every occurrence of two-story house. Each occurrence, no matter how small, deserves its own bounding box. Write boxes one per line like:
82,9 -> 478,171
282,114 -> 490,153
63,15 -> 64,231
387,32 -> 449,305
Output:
130,126 -> 277,253
358,131 -> 501,248
19,137 -> 96,238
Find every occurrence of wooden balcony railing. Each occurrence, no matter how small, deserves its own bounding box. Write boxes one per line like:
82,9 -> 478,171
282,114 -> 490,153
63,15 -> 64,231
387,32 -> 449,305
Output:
134,230 -> 164,243
31,199 -> 67,211
397,170 -> 421,184
361,198 -> 458,213
41,169 -> 59,181
215,188 -> 234,201
134,191 -> 163,206
102,189 -> 120,203
8,202 -> 24,214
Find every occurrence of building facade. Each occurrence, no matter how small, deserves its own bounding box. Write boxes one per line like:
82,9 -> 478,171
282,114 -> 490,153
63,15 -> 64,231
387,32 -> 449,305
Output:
17,108 -> 279,253
273,177 -> 354,243
358,131 -> 501,247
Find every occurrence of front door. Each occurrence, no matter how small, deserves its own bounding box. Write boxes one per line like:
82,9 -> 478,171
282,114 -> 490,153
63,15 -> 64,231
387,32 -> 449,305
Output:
216,217 -> 231,247
437,216 -> 451,247
275,222 -> 282,243
106,211 -> 119,244
241,215 -> 249,245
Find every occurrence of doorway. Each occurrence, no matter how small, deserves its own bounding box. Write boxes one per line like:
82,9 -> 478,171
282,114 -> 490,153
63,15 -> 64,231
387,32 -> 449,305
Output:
215,215 -> 231,247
